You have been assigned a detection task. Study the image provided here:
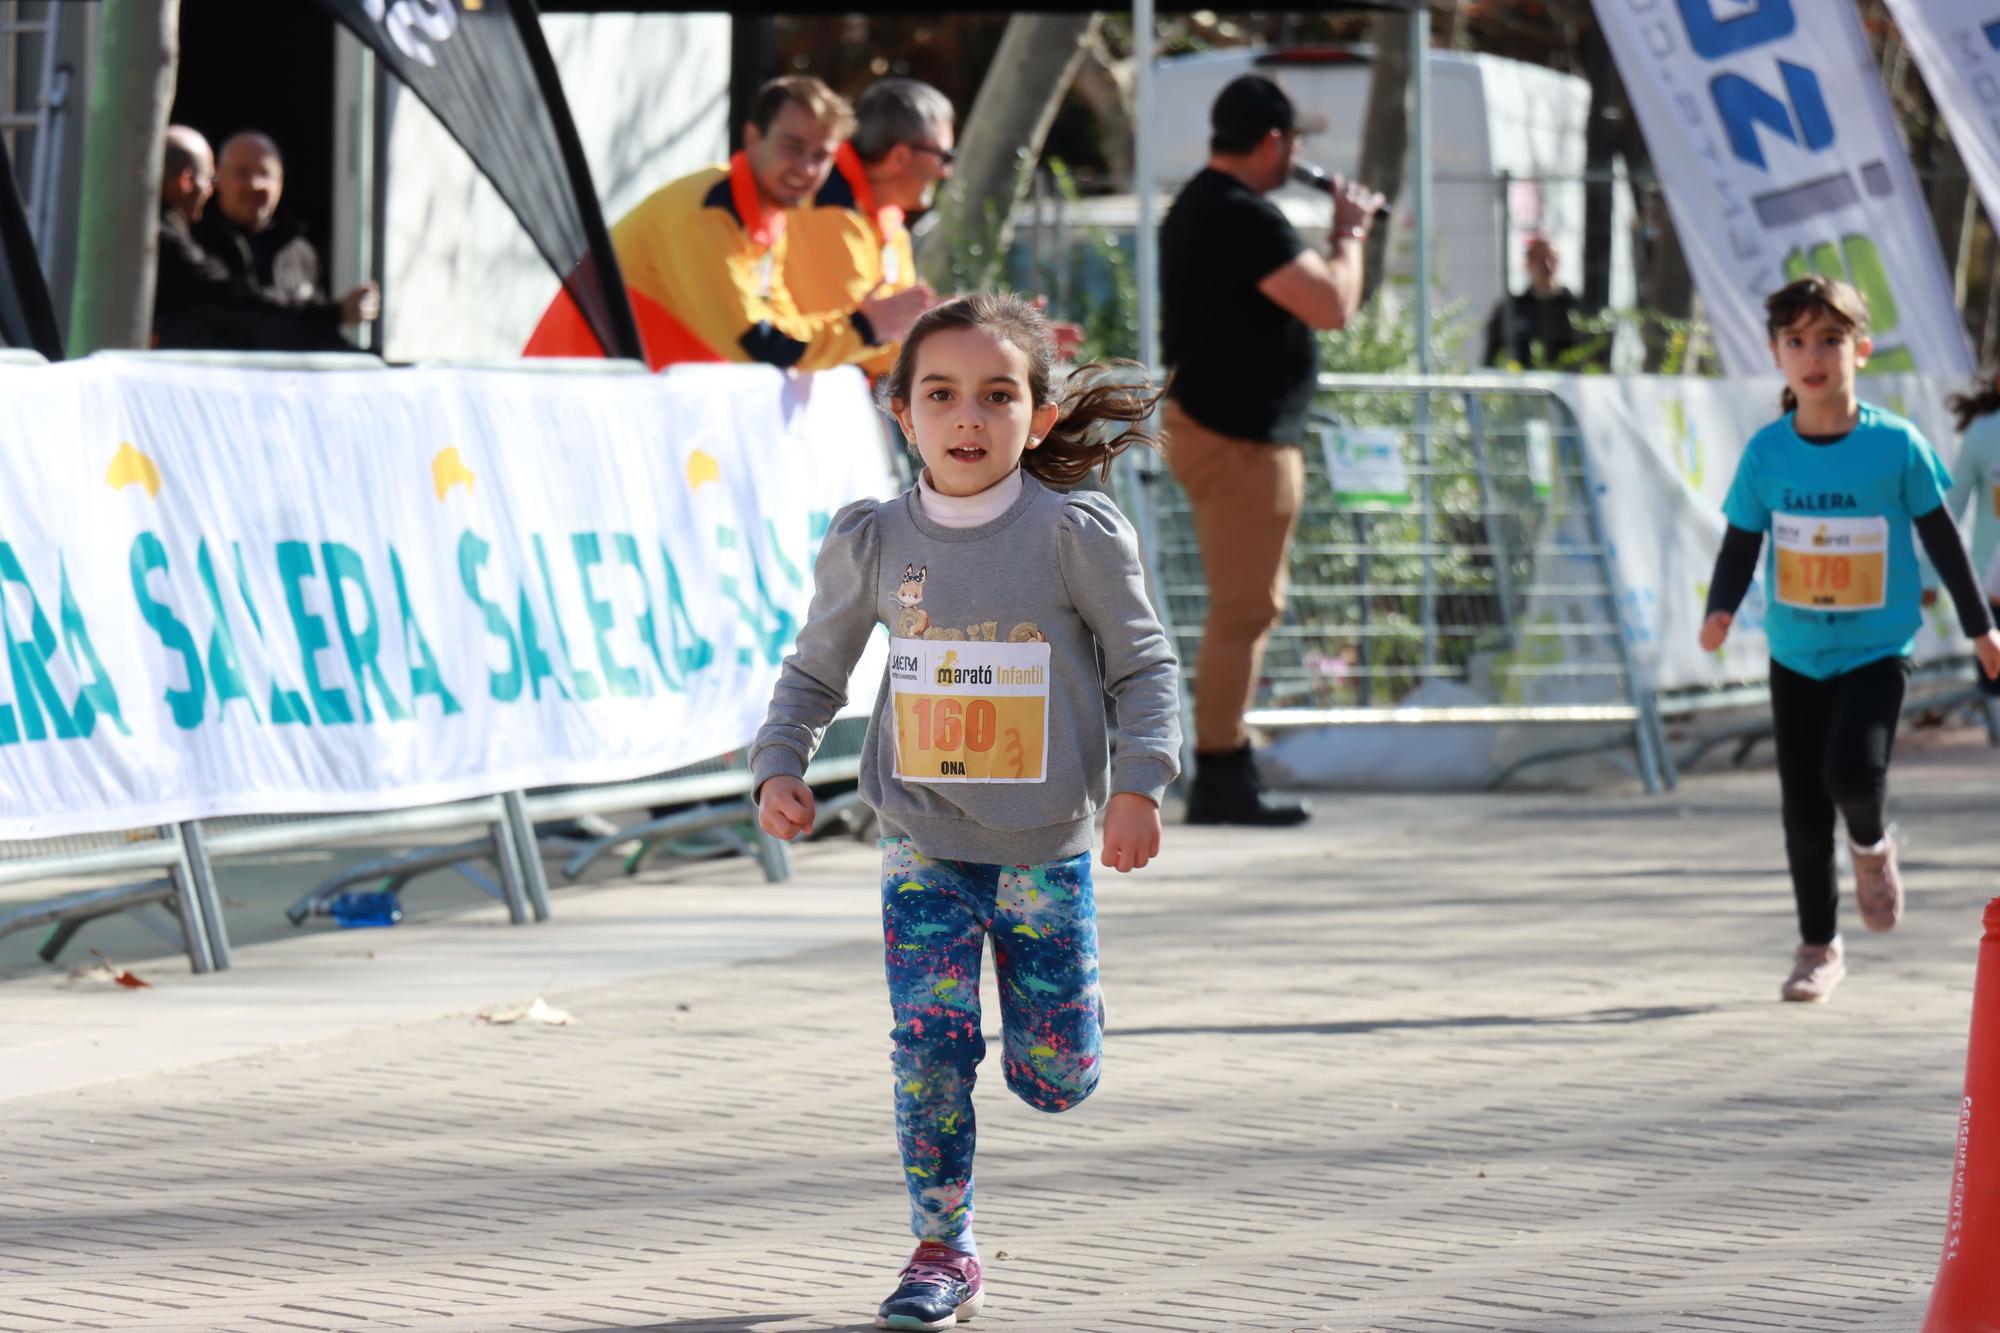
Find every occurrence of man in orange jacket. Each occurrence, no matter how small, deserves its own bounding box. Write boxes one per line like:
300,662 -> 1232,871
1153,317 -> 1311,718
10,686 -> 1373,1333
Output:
525,76 -> 932,369
782,79 -> 950,378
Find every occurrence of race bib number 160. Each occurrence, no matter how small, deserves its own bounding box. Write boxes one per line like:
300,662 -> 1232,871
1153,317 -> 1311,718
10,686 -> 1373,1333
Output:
890,637 -> 1050,783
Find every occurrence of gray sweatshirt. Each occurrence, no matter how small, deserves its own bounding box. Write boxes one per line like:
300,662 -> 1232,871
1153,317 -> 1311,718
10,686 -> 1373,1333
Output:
750,473 -> 1182,865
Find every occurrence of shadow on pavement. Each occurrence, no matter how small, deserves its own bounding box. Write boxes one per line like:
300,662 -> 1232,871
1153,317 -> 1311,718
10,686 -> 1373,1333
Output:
1112,1004 -> 1716,1039
571,1318 -> 870,1332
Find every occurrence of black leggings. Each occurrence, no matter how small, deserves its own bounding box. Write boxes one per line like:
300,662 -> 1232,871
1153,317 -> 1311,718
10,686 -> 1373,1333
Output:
1768,656 -> 1909,945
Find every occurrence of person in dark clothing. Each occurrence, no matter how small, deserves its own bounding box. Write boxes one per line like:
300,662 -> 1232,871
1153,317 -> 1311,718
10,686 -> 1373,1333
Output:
1158,73 -> 1382,827
191,131 -> 378,352
1483,236 -> 1592,368
153,124 -> 278,350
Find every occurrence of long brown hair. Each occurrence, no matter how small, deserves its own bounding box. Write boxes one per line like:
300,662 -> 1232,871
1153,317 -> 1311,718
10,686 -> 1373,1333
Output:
1764,276 -> 1871,415
1948,368 -> 2000,434
878,292 -> 1164,488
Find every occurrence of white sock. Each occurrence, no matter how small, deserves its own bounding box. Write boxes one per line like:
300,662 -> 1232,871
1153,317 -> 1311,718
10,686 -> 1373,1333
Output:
1852,836 -> 1887,855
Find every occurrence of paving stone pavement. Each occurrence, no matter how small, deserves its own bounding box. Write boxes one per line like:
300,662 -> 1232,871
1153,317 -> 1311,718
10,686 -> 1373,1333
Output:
2,730 -> 1995,1332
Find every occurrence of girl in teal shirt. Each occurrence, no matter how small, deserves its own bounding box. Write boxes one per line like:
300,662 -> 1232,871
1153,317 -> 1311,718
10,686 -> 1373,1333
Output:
1944,370 -> 2000,698
1700,277 -> 2000,1004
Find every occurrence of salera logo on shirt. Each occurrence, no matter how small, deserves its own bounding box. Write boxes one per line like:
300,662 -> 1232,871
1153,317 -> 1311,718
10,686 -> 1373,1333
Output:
1778,489 -> 1859,512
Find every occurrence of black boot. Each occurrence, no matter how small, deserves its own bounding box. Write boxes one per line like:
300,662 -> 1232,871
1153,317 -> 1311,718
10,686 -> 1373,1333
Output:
1184,745 -> 1310,826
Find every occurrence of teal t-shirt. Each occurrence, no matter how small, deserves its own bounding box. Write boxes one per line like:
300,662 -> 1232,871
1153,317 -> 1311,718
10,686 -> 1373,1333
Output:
1945,410 -> 2000,580
1721,403 -> 1953,680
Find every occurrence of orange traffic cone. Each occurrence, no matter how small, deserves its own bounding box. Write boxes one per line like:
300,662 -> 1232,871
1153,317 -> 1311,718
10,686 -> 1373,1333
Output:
1924,897 -> 2000,1332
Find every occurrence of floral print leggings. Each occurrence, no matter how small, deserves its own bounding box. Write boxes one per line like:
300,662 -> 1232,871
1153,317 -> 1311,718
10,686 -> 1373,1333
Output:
880,836 -> 1103,1244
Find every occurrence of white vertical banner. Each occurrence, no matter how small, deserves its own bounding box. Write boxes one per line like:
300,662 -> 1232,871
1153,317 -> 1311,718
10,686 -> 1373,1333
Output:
1595,0 -> 1972,377
1888,1 -> 2000,237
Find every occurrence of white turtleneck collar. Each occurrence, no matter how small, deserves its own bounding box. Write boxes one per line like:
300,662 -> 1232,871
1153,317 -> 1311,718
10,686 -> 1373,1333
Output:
918,466 -> 1024,529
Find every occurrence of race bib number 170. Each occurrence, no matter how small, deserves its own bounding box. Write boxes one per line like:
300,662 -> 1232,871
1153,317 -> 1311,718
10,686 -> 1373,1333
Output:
1772,513 -> 1888,612
890,637 -> 1050,783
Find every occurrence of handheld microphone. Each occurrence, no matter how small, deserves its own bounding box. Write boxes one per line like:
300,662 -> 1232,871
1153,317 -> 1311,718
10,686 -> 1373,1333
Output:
1291,162 -> 1393,218
1290,162 -> 1338,194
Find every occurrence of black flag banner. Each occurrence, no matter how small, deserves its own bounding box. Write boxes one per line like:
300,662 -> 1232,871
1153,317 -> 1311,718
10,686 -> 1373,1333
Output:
311,0 -> 642,359
0,137 -> 62,360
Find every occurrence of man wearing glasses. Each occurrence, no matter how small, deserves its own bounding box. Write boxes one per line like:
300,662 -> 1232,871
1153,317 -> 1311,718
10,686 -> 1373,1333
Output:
783,78 -> 952,377
525,76 -> 931,370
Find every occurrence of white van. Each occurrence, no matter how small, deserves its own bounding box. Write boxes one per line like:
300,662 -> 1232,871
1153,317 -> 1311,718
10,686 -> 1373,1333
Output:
1015,44 -> 1639,367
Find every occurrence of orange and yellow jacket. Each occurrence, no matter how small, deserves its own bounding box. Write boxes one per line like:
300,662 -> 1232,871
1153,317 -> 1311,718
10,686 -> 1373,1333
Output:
523,152 -> 884,372
783,144 -> 918,377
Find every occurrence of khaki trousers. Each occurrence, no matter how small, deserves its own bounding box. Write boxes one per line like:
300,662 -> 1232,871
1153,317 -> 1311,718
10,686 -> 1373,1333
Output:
1160,400 -> 1306,753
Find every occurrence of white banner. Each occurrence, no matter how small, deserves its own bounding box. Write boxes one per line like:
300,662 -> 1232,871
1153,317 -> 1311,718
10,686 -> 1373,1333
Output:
0,359 -> 895,839
1552,373 -> 1972,692
1596,0 -> 1972,377
1888,1 -> 2000,237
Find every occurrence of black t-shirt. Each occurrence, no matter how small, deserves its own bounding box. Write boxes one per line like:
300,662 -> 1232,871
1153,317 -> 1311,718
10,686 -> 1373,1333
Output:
1483,288 -> 1592,368
1159,168 -> 1316,444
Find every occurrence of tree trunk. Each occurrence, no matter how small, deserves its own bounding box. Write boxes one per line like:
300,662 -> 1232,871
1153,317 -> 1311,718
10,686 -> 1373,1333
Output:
1581,16 -> 1621,313
69,0 -> 179,356
1070,33 -> 1134,187
1438,0 -> 1464,50
1355,10 -> 1412,309
1640,188 -> 1696,372
915,13 -> 1102,292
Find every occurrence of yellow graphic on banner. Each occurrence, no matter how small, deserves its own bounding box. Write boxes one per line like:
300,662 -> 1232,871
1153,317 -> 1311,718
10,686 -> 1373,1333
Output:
430,447 -> 475,501
889,638 -> 1050,783
1772,513 -> 1888,612
106,442 -> 161,498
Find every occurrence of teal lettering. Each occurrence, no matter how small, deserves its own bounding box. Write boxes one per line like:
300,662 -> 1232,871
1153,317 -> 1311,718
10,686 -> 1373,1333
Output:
517,586 -> 567,701
234,542 -> 309,725
615,534 -> 670,693
196,542 -> 259,722
322,542 -> 408,723
391,549 -> 460,716
128,533 -> 205,730
716,525 -> 794,667
0,543 -> 80,740
659,544 -> 715,681
533,534 -> 598,700
58,560 -> 127,737
277,540 -> 352,725
457,531 -> 522,703
765,517 -> 809,589
573,533 -> 640,699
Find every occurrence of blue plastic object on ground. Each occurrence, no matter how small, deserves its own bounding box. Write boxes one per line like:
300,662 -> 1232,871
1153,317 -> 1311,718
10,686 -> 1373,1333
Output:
328,891 -> 403,928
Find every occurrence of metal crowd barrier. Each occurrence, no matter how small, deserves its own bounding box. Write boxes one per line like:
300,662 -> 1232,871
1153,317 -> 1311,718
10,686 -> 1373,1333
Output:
0,717 -> 872,975
1662,658 -> 2000,770
1118,374 -> 1674,793
0,352 -> 885,975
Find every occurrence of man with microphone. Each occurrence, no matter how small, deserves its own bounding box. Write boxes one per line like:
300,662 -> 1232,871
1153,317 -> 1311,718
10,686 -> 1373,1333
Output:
1159,73 -> 1383,827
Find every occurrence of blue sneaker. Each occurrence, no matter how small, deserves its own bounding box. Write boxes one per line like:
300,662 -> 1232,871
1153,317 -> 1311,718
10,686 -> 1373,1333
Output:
874,1241 -> 984,1330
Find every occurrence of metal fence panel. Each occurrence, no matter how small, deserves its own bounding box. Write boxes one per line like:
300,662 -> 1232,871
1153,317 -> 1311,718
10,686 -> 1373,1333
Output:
1119,375 -> 1669,791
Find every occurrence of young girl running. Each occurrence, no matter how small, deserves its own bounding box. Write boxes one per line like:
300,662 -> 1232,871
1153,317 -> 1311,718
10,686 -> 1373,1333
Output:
1944,368 -> 2000,702
750,293 -> 1180,1329
1700,276 -> 2000,1003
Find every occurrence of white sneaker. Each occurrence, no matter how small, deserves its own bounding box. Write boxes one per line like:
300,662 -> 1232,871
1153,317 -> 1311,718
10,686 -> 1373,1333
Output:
1782,938 -> 1846,1002
1852,833 -> 1904,932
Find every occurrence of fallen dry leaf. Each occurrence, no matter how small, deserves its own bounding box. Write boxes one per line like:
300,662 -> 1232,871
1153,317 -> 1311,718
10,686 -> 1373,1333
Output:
66,957 -> 150,989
